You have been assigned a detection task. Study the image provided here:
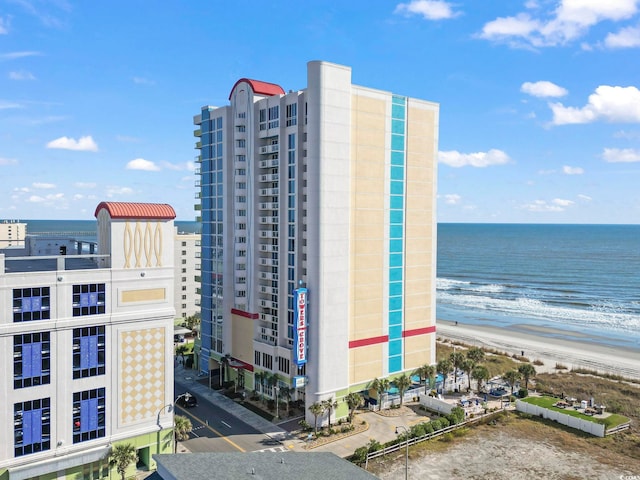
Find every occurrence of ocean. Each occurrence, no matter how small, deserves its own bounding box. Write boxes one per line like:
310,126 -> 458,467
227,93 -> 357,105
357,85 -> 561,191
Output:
16,221 -> 640,349
437,223 -> 640,349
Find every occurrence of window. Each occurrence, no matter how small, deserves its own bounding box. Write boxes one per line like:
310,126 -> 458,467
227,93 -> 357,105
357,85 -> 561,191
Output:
13,287 -> 51,322
182,295 -> 187,300
182,259 -> 187,265
254,351 -> 260,366
181,242 -> 187,247
259,108 -> 267,130
262,353 -> 273,370
182,277 -> 187,282
182,268 -> 187,273
236,139 -> 246,148
286,103 -> 297,127
14,398 -> 51,457
182,286 -> 187,291
72,284 -> 105,317
278,356 -> 290,374
236,195 -> 246,203
14,332 -> 51,389
236,154 -> 246,162
182,304 -> 187,309
72,326 -> 106,379
73,388 -> 106,444
237,290 -> 246,297
235,168 -> 246,176
268,106 -> 279,129
181,250 -> 187,255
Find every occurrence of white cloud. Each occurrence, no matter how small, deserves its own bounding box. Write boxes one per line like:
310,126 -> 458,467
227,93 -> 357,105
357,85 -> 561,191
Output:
74,182 -> 97,188
550,85 -> 640,125
46,135 -> 98,151
0,16 -> 10,34
133,76 -> 155,85
0,100 -> 22,109
106,186 -> 134,197
613,129 -> 640,139
444,194 -> 461,205
394,0 -> 460,20
9,70 -> 35,80
32,182 -> 56,189
126,158 -> 160,171
0,51 -> 41,60
27,193 -> 64,203
602,147 -> 640,162
522,198 -> 574,212
578,194 -> 592,201
0,157 -> 18,166
562,165 -> 584,174
521,81 -> 568,98
438,149 -> 511,167
479,0 -> 639,47
605,25 -> 640,48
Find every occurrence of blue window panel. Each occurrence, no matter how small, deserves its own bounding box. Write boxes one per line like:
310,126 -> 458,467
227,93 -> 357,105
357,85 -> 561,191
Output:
390,225 -> 404,239
32,297 -> 41,312
390,181 -> 404,195
89,292 -> 98,306
22,297 -> 32,312
392,95 -> 406,105
89,336 -> 98,368
80,337 -> 90,369
391,134 -> 405,151
32,343 -> 42,377
390,210 -> 404,224
389,310 -> 402,325
23,343 -> 33,377
389,281 -> 403,296
389,355 -> 402,373
25,409 -> 42,445
390,239 -> 403,253
89,398 -> 98,431
390,195 -> 404,210
389,267 -> 403,282
216,117 -> 222,129
391,151 -> 404,166
80,293 -> 90,307
201,109 -> 210,121
389,324 -> 403,340
389,296 -> 403,311
392,103 -> 405,119
81,400 -> 90,432
392,119 -> 405,134
389,253 -> 403,268
23,410 -> 33,444
389,339 -> 403,356
391,166 -> 404,181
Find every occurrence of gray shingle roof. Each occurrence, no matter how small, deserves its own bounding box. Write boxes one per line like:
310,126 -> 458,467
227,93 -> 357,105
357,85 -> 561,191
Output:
154,452 -> 379,480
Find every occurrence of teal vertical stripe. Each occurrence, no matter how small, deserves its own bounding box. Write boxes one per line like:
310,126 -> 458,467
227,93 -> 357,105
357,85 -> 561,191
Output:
388,95 -> 406,375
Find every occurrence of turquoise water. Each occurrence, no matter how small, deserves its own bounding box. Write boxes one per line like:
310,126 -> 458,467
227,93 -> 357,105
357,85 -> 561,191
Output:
437,224 -> 640,348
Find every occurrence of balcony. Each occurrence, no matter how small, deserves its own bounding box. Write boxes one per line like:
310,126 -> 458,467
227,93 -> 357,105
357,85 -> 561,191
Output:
259,188 -> 279,196
194,180 -> 201,187
193,114 -> 202,125
259,216 -> 279,225
259,285 -> 278,295
259,144 -> 279,154
259,202 -> 278,210
259,230 -> 279,238
195,141 -> 202,149
260,299 -> 276,309
259,244 -> 278,253
194,128 -> 202,137
194,155 -> 202,163
260,159 -> 279,169
260,173 -> 279,183
259,271 -> 278,281
259,258 -> 278,267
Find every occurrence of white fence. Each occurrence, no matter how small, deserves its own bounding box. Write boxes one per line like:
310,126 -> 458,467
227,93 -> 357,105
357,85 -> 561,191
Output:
515,400 -> 605,437
419,394 -> 455,415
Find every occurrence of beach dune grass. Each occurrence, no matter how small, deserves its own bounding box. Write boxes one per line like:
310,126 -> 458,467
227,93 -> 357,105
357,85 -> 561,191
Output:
521,396 -> 630,428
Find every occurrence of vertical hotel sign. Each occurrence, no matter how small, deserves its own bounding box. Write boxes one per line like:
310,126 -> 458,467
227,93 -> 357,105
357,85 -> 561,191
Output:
294,287 -> 308,366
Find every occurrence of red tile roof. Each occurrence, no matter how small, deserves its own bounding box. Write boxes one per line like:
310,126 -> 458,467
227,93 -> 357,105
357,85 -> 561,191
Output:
94,202 -> 176,220
229,78 -> 285,100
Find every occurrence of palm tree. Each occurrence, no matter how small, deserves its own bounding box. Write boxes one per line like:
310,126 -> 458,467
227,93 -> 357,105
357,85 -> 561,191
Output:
449,351 -> 465,386
503,370 -> 521,395
466,346 -> 485,364
309,401 -> 324,434
174,415 -> 192,453
436,358 -> 452,393
374,378 -> 390,410
462,358 -> 476,392
254,371 -> 265,400
109,443 -> 137,480
279,385 -> 292,414
321,396 -> 338,428
395,373 -> 412,405
345,392 -> 362,424
472,365 -> 490,393
517,363 -> 537,389
415,364 -> 436,394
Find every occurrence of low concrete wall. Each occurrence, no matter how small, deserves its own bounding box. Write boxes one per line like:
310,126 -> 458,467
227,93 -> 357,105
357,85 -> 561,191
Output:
419,394 -> 454,415
516,400 -> 605,437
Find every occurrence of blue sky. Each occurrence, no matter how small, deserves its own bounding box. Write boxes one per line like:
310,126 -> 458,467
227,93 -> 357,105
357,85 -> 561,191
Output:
1,0 -> 640,223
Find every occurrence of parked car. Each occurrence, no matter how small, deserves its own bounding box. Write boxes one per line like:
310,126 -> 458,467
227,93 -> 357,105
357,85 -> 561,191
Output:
176,392 -> 197,408
174,334 -> 185,343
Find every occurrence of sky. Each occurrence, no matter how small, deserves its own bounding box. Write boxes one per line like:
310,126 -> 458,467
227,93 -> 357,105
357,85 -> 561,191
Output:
1,0 -> 640,224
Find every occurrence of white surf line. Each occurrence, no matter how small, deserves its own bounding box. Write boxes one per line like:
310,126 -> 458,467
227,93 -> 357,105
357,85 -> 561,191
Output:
221,421 -> 232,429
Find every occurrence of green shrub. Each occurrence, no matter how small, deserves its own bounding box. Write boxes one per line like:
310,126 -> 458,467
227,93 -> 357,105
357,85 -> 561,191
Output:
423,422 -> 434,434
439,416 -> 451,428
367,439 -> 382,453
518,388 -> 528,398
411,424 -> 426,438
351,446 -> 368,465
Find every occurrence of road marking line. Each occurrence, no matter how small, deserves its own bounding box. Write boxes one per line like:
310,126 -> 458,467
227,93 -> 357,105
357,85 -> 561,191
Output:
175,406 -> 246,452
221,421 -> 231,428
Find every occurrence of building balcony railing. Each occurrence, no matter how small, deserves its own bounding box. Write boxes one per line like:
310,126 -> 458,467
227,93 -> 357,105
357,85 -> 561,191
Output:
193,128 -> 202,137
259,258 -> 278,267
259,244 -> 278,253
259,188 -> 279,196
259,271 -> 278,281
195,141 -> 202,149
259,230 -> 278,239
1,253 -> 110,274
260,174 -> 279,182
259,144 -> 279,154
259,285 -> 278,295
259,216 -> 279,225
259,202 -> 278,210
259,159 -> 279,169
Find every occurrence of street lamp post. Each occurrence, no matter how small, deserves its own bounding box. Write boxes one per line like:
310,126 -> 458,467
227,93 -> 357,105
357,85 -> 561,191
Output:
274,386 -> 280,420
156,403 -> 173,455
395,425 -> 409,480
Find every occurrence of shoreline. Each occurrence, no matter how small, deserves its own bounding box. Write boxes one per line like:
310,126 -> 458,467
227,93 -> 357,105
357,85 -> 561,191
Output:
436,320 -> 640,380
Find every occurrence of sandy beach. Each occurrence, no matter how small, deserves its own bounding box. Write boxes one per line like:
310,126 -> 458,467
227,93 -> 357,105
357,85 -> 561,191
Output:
436,320 -> 640,380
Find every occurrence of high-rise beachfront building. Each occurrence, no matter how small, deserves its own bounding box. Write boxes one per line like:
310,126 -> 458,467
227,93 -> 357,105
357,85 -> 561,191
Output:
0,221 -> 27,248
0,202 -> 176,479
194,61 -> 439,422
174,228 -> 201,321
